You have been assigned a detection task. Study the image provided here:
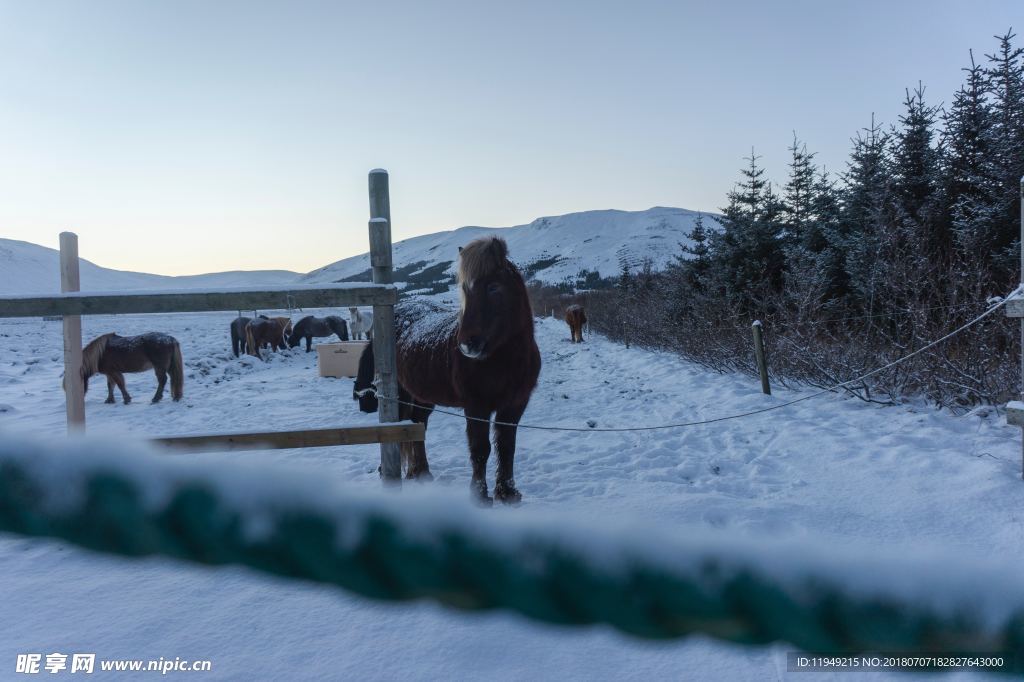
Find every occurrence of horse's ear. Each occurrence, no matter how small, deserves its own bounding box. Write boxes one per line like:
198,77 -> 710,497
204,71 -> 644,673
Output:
489,237 -> 508,260
458,246 -> 463,253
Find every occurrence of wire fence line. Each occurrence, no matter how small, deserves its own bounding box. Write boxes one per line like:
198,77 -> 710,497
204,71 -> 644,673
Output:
596,299 -> 1000,336
687,299 -> 995,334
358,286 -> 1023,433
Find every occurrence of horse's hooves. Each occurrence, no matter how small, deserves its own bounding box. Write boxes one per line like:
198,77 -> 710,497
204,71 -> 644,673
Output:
470,479 -> 492,506
407,470 -> 434,482
151,398 -> 161,404
494,482 -> 522,505
104,398 -> 115,404
123,398 -> 131,405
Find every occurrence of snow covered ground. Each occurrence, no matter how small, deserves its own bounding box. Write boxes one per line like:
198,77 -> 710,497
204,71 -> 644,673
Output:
0,304 -> 1020,680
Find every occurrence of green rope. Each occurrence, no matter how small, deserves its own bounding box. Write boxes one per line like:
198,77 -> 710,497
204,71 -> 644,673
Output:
0,437 -> 1022,672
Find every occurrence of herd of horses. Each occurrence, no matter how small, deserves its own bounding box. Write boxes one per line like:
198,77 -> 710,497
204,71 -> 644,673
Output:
70,237 -> 587,505
229,307 -> 372,358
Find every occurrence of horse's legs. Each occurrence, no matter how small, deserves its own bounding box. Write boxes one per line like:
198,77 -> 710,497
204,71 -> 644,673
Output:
305,336 -> 312,352
105,375 -> 116,404
152,367 -> 167,403
465,407 -> 493,504
112,372 -> 131,404
493,403 -> 527,504
404,403 -> 433,480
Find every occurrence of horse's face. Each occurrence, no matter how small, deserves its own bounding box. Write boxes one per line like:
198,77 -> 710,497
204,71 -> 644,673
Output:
457,270 -> 521,360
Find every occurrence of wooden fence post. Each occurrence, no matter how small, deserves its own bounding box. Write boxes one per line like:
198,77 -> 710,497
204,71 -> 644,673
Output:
60,232 -> 85,432
752,320 -> 771,396
1019,175 -> 1023,478
369,169 -> 401,484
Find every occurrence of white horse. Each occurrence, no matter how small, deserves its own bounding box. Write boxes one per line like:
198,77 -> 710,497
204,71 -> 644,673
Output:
349,307 -> 374,340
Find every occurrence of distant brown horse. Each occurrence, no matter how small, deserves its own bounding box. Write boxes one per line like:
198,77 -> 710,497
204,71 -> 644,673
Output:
230,315 -> 268,357
355,236 -> 541,504
246,318 -> 288,360
273,317 -> 293,342
565,304 -> 587,343
75,332 -> 184,404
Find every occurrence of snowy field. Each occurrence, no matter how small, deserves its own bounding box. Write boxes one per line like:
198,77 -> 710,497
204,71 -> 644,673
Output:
0,304 -> 1021,680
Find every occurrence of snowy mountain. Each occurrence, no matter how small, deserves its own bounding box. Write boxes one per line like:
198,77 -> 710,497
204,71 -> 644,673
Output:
0,207 -> 717,295
302,207 -> 718,291
0,238 -> 301,295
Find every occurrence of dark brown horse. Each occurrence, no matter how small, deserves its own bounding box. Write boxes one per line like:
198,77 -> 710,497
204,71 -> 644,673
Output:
76,332 -> 184,404
230,315 -> 268,357
246,318 -> 288,360
355,236 -> 541,505
288,315 -> 349,352
565,304 -> 587,343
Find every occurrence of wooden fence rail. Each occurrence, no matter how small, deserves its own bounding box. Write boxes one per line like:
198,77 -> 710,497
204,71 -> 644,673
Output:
0,169 -> 418,483
0,284 -> 395,318
153,422 -> 425,453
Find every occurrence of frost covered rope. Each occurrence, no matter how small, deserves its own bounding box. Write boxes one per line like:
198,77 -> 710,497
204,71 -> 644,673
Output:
1,435 -> 1024,667
365,286 -> 1024,432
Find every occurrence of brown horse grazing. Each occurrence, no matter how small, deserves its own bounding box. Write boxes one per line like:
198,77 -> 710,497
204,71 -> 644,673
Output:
230,315 -> 268,357
355,236 -> 541,505
565,304 -> 587,343
245,318 -> 287,360
273,316 -> 293,342
76,332 -> 184,404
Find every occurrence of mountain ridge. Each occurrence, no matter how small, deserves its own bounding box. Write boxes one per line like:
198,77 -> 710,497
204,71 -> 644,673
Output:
0,206 -> 718,294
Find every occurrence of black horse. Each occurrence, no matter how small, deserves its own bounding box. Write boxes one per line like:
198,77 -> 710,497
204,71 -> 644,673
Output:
288,315 -> 349,352
230,315 -> 268,357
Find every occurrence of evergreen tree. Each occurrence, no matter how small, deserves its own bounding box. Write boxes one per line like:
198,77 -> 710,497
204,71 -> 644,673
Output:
781,133 -> 818,250
890,83 -> 947,258
679,213 -> 711,291
811,170 -> 848,302
943,50 -> 995,256
709,150 -> 786,310
840,115 -> 891,309
617,261 -> 632,291
983,29 -> 1024,278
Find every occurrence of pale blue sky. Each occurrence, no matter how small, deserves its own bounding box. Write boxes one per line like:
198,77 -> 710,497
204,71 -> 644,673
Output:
0,1 -> 1018,275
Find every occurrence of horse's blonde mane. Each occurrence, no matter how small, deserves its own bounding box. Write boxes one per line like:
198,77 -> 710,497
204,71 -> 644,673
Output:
458,237 -> 509,288
273,316 -> 292,335
81,333 -> 115,376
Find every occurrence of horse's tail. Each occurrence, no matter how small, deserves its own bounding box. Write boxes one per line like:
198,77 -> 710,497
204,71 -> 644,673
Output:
353,343 -> 378,413
245,323 -> 258,359
170,342 -> 184,402
230,322 -> 241,357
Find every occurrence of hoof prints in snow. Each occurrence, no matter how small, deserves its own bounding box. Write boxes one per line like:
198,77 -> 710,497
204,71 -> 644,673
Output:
0,303 -> 1021,678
